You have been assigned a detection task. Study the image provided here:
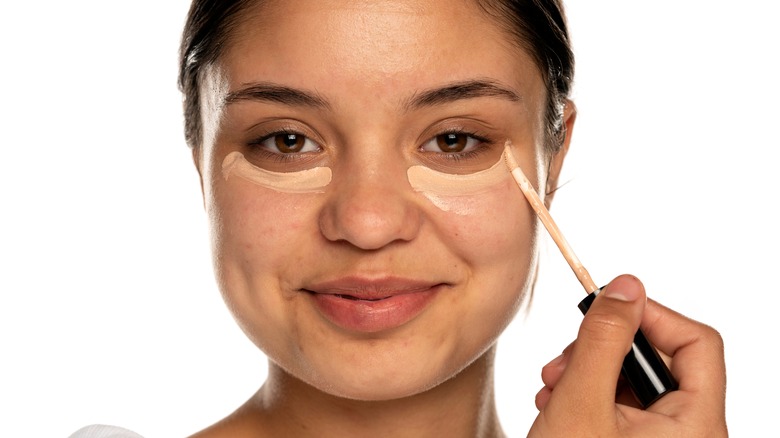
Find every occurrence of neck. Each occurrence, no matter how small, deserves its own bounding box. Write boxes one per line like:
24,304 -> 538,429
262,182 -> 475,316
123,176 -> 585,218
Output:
218,347 -> 504,438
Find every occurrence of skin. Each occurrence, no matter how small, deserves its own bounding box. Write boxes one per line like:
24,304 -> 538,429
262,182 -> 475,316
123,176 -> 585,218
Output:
190,0 -> 726,436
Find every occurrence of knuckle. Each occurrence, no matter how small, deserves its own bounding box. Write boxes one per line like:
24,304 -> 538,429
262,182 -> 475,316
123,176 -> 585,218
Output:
699,324 -> 725,353
580,310 -> 634,342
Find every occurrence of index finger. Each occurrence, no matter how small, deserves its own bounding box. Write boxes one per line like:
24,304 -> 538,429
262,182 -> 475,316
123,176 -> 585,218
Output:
640,299 -> 726,409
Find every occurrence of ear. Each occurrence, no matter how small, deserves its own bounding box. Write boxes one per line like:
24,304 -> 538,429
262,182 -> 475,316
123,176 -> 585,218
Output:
545,100 -> 576,208
191,146 -> 206,207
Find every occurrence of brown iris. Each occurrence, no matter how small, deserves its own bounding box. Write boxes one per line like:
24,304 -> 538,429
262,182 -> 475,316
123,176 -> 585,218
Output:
275,133 -> 306,153
436,133 -> 468,153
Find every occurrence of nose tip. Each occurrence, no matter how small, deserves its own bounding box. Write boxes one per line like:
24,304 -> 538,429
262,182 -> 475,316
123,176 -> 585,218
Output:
318,173 -> 422,250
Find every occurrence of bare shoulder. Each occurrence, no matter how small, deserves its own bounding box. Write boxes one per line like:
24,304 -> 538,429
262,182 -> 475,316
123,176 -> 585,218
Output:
188,399 -> 276,438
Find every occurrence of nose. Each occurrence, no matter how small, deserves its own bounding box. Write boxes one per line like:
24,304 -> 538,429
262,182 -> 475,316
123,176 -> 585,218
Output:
318,157 -> 422,250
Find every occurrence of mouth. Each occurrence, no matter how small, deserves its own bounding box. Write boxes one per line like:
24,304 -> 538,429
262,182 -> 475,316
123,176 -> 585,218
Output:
303,276 -> 446,333
332,294 -> 391,301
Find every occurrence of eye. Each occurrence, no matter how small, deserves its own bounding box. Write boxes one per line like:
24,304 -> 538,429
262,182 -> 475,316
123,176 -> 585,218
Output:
415,129 -> 500,174
255,132 -> 320,154
421,132 -> 482,154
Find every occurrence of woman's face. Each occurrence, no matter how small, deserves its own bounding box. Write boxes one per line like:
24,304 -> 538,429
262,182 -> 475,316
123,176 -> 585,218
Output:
195,0 -> 561,400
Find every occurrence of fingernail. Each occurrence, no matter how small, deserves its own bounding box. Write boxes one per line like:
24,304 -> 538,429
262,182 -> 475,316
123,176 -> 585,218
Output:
603,282 -> 641,302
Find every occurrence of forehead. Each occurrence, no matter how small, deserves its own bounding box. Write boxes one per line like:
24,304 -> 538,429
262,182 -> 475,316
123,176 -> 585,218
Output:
219,0 -> 544,104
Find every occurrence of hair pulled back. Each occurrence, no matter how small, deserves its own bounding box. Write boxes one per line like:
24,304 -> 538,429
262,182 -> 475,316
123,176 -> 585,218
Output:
178,0 -> 573,154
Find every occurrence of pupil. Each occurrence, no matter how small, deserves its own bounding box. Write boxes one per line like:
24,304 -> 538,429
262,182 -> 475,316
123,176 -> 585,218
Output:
283,134 -> 299,147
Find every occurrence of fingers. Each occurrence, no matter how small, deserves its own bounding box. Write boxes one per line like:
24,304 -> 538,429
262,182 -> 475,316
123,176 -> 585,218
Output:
540,344 -> 571,388
535,386 -> 552,411
538,346 -> 641,411
640,298 -> 726,414
546,274 -> 646,418
531,275 -> 727,437
537,344 -> 571,411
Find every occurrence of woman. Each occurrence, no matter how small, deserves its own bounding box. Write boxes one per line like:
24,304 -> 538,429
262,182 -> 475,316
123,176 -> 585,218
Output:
74,0 -> 726,436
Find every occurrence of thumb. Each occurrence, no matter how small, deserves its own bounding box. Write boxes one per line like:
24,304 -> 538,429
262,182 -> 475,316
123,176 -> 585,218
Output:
548,275 -> 646,417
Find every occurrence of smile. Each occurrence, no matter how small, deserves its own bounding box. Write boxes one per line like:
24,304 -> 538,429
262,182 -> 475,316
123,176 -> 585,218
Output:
304,277 -> 445,333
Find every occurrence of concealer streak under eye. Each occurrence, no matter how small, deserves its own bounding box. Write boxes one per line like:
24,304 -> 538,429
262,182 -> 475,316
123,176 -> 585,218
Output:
406,149 -> 510,214
222,151 -> 332,193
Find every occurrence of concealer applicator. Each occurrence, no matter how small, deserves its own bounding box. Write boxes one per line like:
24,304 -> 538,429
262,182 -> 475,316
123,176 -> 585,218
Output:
503,142 -> 678,408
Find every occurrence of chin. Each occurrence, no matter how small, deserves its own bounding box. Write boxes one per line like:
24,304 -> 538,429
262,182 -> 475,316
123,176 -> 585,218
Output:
287,336 -> 496,402
307,365 -> 458,401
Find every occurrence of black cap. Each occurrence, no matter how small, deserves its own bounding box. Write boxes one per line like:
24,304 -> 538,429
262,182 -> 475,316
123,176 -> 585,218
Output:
578,290 -> 679,408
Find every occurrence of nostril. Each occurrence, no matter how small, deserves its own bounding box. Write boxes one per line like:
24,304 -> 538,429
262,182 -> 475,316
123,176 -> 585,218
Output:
318,186 -> 422,250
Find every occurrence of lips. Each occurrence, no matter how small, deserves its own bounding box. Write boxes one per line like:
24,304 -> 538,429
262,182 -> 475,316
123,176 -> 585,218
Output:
304,277 -> 443,333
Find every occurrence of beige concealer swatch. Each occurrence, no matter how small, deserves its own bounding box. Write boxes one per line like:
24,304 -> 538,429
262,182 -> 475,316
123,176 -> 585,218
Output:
406,150 -> 510,214
222,151 -> 332,193
407,150 -> 509,195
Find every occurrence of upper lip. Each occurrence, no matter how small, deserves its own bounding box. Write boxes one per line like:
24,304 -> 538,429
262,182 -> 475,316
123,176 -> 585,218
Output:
303,276 -> 443,301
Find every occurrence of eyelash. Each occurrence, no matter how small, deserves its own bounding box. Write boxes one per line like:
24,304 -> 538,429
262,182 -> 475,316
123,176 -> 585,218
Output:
423,128 -> 495,161
246,128 -> 495,161
247,128 -> 319,163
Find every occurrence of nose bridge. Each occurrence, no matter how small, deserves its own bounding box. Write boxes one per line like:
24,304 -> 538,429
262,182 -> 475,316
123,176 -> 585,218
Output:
318,143 -> 422,250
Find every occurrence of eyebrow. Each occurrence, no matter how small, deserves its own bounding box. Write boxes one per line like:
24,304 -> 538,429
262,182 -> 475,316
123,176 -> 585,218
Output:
406,79 -> 522,110
223,79 -> 521,111
224,82 -> 331,109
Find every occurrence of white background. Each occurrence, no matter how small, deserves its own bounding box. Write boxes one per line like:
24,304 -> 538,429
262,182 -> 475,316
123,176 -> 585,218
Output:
1,1 -> 777,436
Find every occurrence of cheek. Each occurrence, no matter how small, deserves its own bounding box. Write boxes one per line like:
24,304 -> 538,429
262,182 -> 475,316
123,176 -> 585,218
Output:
206,162 -> 324,331
415,178 -> 536,372
430,177 -> 536,320
422,178 -> 534,267
206,176 -> 326,355
210,183 -> 318,276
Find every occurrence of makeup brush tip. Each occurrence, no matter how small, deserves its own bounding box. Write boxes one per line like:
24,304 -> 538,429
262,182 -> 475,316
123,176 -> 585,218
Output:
503,141 -> 518,170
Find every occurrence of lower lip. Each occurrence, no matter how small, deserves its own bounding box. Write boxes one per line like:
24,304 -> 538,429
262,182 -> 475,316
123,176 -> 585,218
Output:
309,287 -> 440,333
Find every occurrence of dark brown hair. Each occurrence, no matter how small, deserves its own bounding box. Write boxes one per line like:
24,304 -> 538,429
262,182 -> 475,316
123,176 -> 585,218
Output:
178,0 -> 574,153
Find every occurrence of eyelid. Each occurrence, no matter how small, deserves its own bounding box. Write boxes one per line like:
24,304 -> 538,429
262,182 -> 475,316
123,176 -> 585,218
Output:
247,130 -> 323,164
416,116 -> 497,145
413,122 -> 503,174
240,121 -> 329,171
245,118 -> 326,147
251,128 -> 317,146
437,128 -> 491,143
418,127 -> 493,152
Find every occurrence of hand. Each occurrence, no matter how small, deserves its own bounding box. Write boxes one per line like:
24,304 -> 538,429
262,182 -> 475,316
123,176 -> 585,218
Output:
529,274 -> 727,437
